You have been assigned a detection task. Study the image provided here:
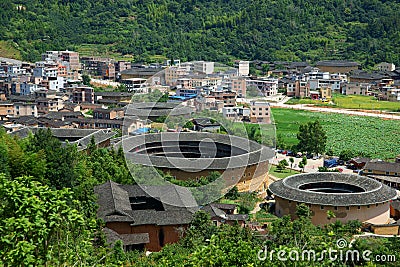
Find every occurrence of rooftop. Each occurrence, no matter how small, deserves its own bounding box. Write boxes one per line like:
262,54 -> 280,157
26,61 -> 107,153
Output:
121,132 -> 274,171
363,161 -> 400,174
269,173 -> 397,206
316,60 -> 360,67
94,180 -> 198,225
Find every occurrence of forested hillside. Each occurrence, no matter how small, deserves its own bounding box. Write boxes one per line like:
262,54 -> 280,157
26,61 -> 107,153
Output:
1,0 -> 399,66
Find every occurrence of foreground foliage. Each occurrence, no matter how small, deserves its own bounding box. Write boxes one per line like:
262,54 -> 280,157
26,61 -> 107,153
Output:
0,128 -> 399,266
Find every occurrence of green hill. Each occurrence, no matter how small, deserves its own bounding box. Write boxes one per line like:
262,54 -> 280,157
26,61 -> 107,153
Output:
1,0 -> 399,66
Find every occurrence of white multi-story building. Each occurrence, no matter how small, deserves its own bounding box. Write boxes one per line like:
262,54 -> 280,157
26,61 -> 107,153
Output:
238,61 -> 250,76
246,78 -> 278,96
308,79 -> 341,91
193,61 -> 214,74
222,106 -> 250,121
120,78 -> 148,94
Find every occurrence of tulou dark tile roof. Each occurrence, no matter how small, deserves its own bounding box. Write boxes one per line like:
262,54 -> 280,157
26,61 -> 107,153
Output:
94,180 -> 199,226
363,161 -> 400,174
103,227 -> 150,246
202,203 -> 248,222
121,132 -> 274,171
269,173 -> 397,206
8,127 -> 116,150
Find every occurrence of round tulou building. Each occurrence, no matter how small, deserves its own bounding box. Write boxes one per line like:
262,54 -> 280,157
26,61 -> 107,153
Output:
122,132 -> 275,192
269,173 -> 397,225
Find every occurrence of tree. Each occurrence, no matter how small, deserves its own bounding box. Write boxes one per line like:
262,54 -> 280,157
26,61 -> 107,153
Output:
276,159 -> 289,172
115,84 -> 127,92
82,74 -> 91,86
299,156 -> 307,172
289,157 -> 294,172
327,210 -> 336,221
296,120 -> 327,155
0,175 -> 95,266
183,120 -> 194,130
339,149 -> 355,161
225,186 -> 239,200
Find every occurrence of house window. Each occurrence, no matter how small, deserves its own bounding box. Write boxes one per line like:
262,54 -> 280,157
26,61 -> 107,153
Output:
320,206 -> 324,210
346,206 -> 350,210
334,206 -> 338,210
386,172 -> 389,175
357,206 -> 361,210
367,205 -> 370,209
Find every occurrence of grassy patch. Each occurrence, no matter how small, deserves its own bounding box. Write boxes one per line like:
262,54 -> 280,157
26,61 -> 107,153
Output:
332,94 -> 400,111
269,165 -> 300,179
0,41 -> 21,60
75,44 -> 135,62
252,209 -> 278,223
271,107 -> 400,160
285,98 -> 330,106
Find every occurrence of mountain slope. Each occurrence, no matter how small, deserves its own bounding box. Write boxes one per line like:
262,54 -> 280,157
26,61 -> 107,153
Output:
1,0 -> 399,66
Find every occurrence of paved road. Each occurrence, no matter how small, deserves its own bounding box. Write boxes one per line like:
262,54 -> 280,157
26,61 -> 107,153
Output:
270,102 -> 400,120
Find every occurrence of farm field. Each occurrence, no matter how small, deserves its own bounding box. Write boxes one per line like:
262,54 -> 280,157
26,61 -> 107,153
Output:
271,108 -> 400,160
332,94 -> 400,111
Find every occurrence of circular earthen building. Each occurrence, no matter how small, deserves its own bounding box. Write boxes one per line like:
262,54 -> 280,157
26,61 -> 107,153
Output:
269,173 -> 397,225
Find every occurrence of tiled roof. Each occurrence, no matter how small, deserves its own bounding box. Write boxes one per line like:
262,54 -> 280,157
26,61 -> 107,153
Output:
9,127 -> 116,150
316,60 -> 360,67
125,102 -> 192,119
94,181 -> 198,226
103,227 -> 150,246
269,173 -> 397,206
121,132 -> 274,170
363,161 -> 400,174
202,203 -> 248,222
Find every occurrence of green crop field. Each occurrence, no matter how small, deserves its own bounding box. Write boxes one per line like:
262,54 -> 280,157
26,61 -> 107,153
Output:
332,94 -> 400,111
271,108 -> 400,160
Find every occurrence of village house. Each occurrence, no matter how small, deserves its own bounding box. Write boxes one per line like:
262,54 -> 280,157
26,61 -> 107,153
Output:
209,89 -> 236,107
250,101 -> 271,124
93,108 -> 124,120
246,77 -> 278,96
94,181 -> 198,251
202,203 -> 248,227
341,82 -> 371,95
0,101 -> 14,120
362,159 -> 400,190
222,106 -> 250,121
